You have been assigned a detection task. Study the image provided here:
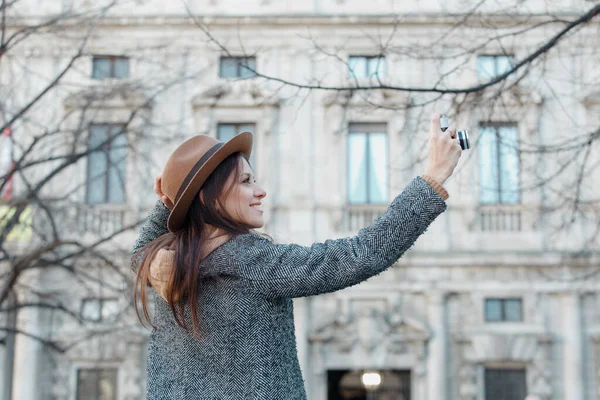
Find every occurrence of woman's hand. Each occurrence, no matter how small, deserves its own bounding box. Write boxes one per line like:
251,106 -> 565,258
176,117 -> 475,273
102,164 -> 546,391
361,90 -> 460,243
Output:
154,175 -> 174,209
424,112 -> 463,185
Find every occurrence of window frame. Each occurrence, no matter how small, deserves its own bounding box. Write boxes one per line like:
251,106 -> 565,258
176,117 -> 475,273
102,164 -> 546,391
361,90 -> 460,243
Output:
216,122 -> 256,166
219,56 -> 257,78
92,55 -> 130,79
346,123 -> 389,205
86,123 -> 127,205
348,55 -> 387,79
484,298 -> 523,322
478,123 -> 521,205
80,297 -> 120,323
76,367 -> 118,400
476,54 -> 515,79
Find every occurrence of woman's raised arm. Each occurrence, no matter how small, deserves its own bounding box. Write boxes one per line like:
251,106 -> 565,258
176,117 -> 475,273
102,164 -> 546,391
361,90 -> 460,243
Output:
232,177 -> 446,298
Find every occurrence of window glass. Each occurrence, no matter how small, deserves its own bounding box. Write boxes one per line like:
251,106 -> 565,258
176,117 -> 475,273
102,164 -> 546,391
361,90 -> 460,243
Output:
496,56 -> 514,75
485,299 -> 502,322
92,58 -> 111,79
348,56 -> 367,78
498,126 -> 520,204
113,58 -> 130,79
101,299 -> 120,322
478,126 -> 500,204
220,57 -> 256,78
504,299 -> 522,321
76,369 -> 117,400
108,129 -> 126,204
368,56 -> 386,77
367,132 -> 388,203
239,57 -> 257,78
348,133 -> 368,204
87,125 -> 109,204
81,299 -> 101,321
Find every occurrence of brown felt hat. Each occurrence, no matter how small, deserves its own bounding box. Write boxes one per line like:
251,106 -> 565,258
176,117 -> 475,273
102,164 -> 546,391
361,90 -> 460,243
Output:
161,132 -> 253,232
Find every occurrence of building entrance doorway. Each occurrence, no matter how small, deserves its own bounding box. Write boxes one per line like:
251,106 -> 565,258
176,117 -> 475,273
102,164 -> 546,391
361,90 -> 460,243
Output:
327,370 -> 411,400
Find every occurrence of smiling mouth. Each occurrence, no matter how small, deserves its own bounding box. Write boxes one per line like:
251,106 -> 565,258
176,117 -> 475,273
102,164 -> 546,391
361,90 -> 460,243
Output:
250,205 -> 263,212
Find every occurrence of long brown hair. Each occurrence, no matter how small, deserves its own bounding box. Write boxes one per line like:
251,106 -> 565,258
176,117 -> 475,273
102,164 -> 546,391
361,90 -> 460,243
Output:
133,152 -> 258,338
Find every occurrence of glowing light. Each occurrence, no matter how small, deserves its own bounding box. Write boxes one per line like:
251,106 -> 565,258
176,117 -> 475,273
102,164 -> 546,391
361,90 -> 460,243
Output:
361,372 -> 382,388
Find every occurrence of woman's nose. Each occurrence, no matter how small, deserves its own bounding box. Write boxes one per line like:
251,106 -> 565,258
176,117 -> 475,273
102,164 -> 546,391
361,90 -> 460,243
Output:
255,186 -> 267,199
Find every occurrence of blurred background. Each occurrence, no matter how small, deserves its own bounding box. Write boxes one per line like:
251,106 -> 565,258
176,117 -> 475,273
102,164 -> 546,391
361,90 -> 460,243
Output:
0,0 -> 599,399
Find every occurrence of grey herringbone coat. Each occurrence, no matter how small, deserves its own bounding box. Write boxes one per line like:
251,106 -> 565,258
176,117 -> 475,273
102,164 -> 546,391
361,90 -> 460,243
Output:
131,177 -> 446,399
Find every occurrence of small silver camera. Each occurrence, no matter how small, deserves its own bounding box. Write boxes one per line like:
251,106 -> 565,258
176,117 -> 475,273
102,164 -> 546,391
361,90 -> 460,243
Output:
440,115 -> 470,150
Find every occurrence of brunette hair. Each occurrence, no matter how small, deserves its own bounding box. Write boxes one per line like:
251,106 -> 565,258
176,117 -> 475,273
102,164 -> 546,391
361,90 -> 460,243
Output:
133,152 -> 262,338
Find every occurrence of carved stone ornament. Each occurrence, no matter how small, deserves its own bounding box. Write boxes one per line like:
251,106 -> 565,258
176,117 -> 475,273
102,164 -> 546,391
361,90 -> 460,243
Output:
191,81 -> 281,109
63,84 -> 152,110
308,299 -> 429,355
322,88 -> 408,109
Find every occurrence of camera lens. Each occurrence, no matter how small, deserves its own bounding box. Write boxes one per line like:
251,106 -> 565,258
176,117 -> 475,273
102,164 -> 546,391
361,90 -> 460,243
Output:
457,130 -> 470,150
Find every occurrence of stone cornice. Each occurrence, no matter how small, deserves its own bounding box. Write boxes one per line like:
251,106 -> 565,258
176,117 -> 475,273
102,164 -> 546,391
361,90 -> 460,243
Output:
8,12 -> 600,29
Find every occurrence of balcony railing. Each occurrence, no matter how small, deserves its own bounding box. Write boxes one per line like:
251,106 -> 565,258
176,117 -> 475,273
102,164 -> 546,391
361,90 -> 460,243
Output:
338,204 -> 388,232
34,202 -> 139,239
333,203 -> 540,234
474,204 -> 539,232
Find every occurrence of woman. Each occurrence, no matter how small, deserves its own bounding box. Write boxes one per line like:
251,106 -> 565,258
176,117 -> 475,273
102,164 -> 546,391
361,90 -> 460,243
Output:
131,112 -> 462,399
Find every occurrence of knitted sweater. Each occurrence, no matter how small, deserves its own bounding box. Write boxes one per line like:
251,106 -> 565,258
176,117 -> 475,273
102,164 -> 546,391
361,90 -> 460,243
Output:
131,177 -> 447,399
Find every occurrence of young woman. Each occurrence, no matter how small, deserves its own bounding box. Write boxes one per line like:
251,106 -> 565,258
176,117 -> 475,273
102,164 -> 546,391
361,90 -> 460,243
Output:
131,112 -> 462,399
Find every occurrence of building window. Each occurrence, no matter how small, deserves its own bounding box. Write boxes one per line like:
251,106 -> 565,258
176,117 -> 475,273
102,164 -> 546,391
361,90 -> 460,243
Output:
92,56 -> 129,79
477,55 -> 514,79
347,123 -> 388,204
219,56 -> 257,78
348,56 -> 386,79
87,124 -> 127,204
478,124 -> 520,204
76,368 -> 118,400
217,123 -> 256,165
484,368 -> 526,400
81,298 -> 120,323
485,298 -> 522,322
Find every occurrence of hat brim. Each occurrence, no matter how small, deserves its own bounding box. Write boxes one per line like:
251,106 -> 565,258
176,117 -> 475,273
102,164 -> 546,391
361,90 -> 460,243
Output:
167,131 -> 253,232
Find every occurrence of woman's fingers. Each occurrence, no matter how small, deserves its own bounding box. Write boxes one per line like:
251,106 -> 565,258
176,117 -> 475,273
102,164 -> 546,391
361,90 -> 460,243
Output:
447,125 -> 457,139
430,112 -> 444,137
425,113 -> 464,185
154,176 -> 162,196
154,175 -> 174,208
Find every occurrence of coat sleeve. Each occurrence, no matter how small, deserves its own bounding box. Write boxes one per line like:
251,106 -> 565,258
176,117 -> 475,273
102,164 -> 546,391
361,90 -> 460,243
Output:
233,177 -> 447,299
130,200 -> 170,270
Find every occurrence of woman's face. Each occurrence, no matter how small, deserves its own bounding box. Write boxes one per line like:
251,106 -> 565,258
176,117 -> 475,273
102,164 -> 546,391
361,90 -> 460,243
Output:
221,158 -> 267,228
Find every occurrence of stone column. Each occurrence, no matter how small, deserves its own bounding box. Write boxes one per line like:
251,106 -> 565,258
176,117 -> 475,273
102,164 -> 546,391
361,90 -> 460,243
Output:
427,292 -> 448,400
1,292 -> 16,400
563,293 -> 584,400
12,299 -> 41,400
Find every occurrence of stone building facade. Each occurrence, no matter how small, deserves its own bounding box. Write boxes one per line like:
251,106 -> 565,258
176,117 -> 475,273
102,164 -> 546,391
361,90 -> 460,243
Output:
2,0 -> 600,399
